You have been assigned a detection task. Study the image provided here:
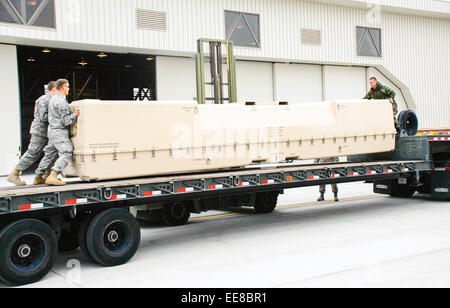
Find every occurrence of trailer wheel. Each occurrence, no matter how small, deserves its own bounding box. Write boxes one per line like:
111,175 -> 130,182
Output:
86,208 -> 141,266
161,202 -> 191,226
0,219 -> 57,286
254,192 -> 279,214
390,182 -> 416,198
236,193 -> 257,208
59,225 -> 80,253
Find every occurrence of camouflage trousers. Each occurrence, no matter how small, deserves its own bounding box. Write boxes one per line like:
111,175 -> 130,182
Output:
36,130 -> 73,174
319,183 -> 338,194
15,135 -> 48,173
315,157 -> 339,194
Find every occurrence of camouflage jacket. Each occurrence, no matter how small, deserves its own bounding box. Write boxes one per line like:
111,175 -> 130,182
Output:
48,92 -> 77,133
363,82 -> 398,116
29,94 -> 51,138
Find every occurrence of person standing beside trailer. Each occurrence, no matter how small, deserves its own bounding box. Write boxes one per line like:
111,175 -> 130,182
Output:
7,81 -> 57,186
36,79 -> 80,186
314,157 -> 339,202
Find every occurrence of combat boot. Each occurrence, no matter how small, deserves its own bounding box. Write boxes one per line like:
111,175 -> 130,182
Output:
45,171 -> 66,186
334,193 -> 339,202
33,174 -> 46,185
317,193 -> 325,202
7,169 -> 26,186
43,169 -> 51,180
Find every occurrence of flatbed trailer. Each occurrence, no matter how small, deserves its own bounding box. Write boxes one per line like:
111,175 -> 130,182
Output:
0,136 -> 448,285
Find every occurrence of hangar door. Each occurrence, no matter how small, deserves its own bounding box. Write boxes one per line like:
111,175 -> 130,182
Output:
323,66 -> 367,100
273,63 -> 323,103
236,61 -> 273,103
156,56 -> 197,101
0,45 -> 21,176
156,57 -> 274,104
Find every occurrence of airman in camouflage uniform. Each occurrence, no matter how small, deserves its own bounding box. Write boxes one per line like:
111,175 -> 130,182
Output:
314,157 -> 339,202
7,81 -> 57,186
363,77 -> 399,128
36,79 -> 79,186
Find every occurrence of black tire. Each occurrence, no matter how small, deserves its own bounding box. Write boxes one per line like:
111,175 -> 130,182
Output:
78,214 -> 96,262
254,191 -> 279,214
161,202 -> 191,226
86,208 -> 141,266
390,182 -> 416,198
0,219 -> 57,286
397,110 -> 419,136
236,193 -> 257,208
417,186 -> 430,194
58,224 -> 80,253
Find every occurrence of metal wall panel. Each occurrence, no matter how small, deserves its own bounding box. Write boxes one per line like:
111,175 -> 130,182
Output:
0,0 -> 448,127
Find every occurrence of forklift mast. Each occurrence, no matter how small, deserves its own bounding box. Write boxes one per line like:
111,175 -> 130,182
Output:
195,39 -> 237,105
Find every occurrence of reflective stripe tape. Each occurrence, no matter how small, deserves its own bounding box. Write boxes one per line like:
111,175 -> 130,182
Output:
261,180 -> 275,185
434,168 -> 450,172
331,174 -> 340,178
208,184 -> 224,190
402,168 -> 410,172
366,171 -> 377,175
431,137 -> 449,141
109,194 -> 127,200
65,198 -> 88,205
384,169 -> 394,173
18,203 -> 44,211
348,172 -> 360,176
308,176 -> 320,180
237,182 -> 250,187
177,187 -> 194,193
144,191 -> 162,196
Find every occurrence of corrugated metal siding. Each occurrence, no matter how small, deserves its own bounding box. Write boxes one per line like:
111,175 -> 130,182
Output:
0,0 -> 448,127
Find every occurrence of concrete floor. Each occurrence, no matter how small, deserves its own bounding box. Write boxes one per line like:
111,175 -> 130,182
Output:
1,174 -> 450,288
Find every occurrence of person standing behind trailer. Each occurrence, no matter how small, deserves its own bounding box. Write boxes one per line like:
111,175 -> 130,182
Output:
7,81 -> 57,186
35,79 -> 80,186
363,77 -> 398,128
314,157 -> 339,202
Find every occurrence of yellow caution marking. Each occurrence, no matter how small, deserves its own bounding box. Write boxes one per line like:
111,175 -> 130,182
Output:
189,213 -> 240,221
188,195 -> 389,222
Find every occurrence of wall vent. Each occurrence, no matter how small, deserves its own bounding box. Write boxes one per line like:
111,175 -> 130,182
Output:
301,28 -> 321,46
136,9 -> 167,31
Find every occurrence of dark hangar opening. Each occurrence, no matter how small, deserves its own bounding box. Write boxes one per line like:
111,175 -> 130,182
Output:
16,46 -> 156,158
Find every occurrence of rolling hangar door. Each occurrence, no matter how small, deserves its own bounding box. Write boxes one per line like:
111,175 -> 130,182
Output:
15,46 -> 156,171
323,66 -> 367,100
156,56 -> 369,105
156,56 -> 274,103
0,44 -> 21,176
273,63 -> 323,103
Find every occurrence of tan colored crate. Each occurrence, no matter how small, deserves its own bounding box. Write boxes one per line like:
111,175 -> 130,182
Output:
63,99 -> 396,181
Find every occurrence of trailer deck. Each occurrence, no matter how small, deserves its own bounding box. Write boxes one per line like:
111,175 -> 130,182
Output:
0,160 -> 431,215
